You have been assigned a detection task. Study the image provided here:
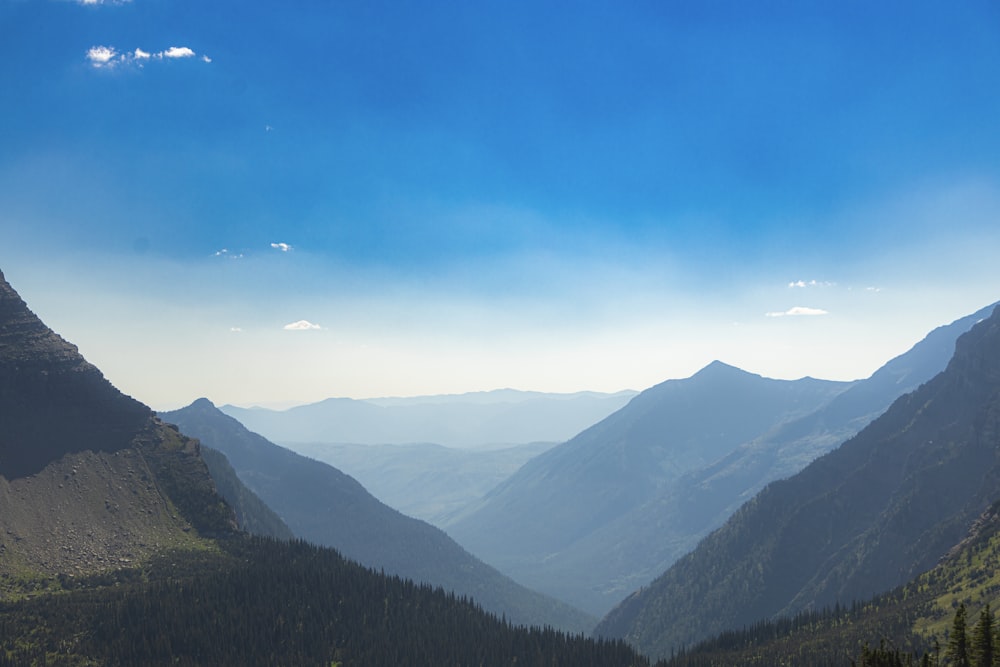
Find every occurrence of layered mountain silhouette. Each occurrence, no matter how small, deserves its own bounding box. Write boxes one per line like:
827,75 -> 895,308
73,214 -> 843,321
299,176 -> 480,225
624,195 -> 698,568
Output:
161,398 -> 596,633
596,304 -> 1000,659
448,305 -> 995,616
447,363 -> 852,612
0,268 -> 235,576
287,440 -> 555,526
0,267 -> 650,665
199,446 -> 294,540
220,389 -> 636,449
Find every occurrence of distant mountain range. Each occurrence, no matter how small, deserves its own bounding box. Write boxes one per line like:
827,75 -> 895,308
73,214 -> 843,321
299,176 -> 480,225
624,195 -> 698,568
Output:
0,267 -> 643,666
288,440 -> 555,526
161,398 -> 595,633
447,304 -> 996,616
220,388 -> 636,449
596,303 -> 1000,659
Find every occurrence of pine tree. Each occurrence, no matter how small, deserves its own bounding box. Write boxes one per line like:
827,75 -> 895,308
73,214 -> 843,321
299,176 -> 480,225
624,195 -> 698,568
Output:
972,603 -> 994,667
949,603 -> 970,667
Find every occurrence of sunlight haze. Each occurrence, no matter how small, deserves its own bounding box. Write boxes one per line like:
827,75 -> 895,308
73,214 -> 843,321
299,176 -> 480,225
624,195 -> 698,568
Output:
2,1 -> 999,410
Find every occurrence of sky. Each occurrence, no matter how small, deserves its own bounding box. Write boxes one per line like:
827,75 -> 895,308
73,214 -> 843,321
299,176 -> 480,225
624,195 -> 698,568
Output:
2,1 -> 1000,410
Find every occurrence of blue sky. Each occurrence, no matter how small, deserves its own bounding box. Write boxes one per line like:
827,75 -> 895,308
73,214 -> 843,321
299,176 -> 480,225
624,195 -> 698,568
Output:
2,0 -> 1000,409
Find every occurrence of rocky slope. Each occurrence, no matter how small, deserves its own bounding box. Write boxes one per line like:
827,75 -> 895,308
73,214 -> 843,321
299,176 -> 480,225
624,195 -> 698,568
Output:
0,267 -> 235,580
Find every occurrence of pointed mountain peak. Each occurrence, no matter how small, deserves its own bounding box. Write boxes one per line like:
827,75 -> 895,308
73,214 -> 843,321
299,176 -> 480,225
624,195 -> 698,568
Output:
1,267 -> 152,478
691,360 -> 754,379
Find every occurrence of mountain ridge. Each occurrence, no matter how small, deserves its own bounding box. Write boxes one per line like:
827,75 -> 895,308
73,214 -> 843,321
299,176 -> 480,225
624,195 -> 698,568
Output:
161,397 -> 596,633
595,303 -> 1000,658
0,268 -> 236,580
220,388 -> 637,449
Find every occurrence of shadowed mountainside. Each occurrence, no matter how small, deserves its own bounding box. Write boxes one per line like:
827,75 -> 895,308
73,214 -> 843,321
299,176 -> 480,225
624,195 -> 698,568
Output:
447,363 -> 853,614
161,398 -> 596,633
0,268 -> 235,578
596,304 -> 1000,659
507,304 -> 997,614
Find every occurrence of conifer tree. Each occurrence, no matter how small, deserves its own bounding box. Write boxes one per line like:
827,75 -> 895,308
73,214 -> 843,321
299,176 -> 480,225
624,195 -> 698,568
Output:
972,603 -> 994,667
950,603 -> 970,667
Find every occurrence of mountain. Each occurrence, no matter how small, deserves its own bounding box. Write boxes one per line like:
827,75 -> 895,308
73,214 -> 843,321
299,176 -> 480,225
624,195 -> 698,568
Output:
160,398 -> 596,633
447,362 -> 853,613
659,498 -> 1000,666
0,268 -> 235,577
515,304 -> 997,614
199,446 -> 294,540
220,388 -> 637,449
0,267 -> 649,665
286,440 -> 555,526
595,303 -> 1000,659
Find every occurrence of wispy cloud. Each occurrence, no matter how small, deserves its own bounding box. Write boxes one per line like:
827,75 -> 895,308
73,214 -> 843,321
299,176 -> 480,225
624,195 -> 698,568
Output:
765,306 -> 829,318
788,280 -> 836,288
86,44 -> 210,69
213,248 -> 244,259
77,0 -> 132,5
283,320 -> 321,331
230,327 -> 243,333
270,242 -> 292,252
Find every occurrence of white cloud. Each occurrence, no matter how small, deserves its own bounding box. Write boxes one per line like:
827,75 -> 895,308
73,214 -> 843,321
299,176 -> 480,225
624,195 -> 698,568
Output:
86,45 -> 118,68
214,248 -> 244,259
77,0 -> 132,5
283,320 -> 321,331
765,306 -> 829,318
271,242 -> 292,252
788,280 -> 836,288
85,44 -> 209,69
230,327 -> 243,333
161,46 -> 195,59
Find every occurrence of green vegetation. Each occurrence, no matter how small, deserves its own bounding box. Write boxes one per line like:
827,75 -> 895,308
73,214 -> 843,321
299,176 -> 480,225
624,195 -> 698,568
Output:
652,501 -> 1000,666
0,537 -> 649,667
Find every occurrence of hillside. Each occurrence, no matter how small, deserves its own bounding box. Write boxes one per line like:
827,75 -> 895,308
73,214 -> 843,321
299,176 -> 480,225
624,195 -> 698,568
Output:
0,268 -> 235,579
199,446 -> 294,540
661,499 -> 1000,666
0,267 -> 651,666
0,537 -> 650,667
161,398 -> 596,633
288,440 -> 555,526
447,363 -> 853,613
525,304 -> 995,614
596,304 -> 1000,659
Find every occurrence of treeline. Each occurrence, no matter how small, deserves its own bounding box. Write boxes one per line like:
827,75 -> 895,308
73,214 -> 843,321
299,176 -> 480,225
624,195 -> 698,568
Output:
0,537 -> 648,666
660,589 -> 930,666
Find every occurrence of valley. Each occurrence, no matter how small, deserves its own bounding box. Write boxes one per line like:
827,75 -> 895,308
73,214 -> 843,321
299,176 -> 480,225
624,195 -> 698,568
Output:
4,262 -> 1000,665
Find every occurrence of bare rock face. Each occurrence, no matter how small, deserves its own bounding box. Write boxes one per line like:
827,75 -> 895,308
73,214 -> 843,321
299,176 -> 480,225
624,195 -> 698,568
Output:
0,268 -> 235,579
0,268 -> 151,479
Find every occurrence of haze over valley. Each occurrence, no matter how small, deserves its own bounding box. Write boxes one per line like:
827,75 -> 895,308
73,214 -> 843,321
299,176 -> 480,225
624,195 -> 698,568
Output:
3,1 -> 1000,664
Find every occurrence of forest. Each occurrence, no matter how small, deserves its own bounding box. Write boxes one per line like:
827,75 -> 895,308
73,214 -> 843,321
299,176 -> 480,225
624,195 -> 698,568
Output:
0,536 -> 650,666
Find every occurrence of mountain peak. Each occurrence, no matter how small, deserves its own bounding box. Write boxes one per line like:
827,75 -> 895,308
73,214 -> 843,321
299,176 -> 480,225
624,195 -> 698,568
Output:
699,359 -> 741,372
690,360 -> 754,380
1,269 -> 152,478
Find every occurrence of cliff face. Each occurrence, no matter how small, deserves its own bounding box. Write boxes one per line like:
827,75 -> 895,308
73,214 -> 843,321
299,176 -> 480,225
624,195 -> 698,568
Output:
0,269 -> 151,479
0,268 -> 234,580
